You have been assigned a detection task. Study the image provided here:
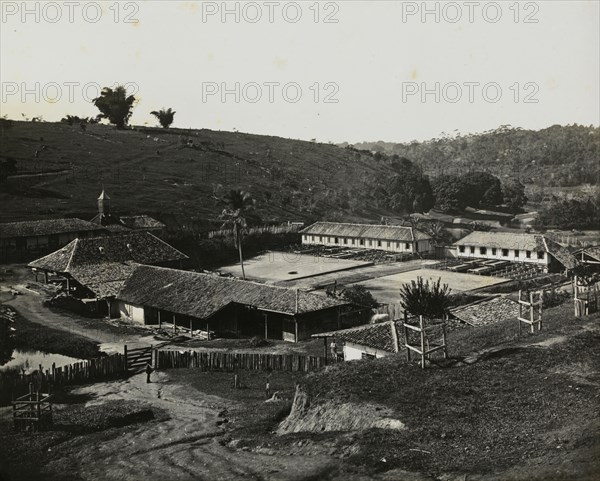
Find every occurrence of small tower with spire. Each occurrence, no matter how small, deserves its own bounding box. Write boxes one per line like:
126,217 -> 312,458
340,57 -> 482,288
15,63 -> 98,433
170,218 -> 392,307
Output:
97,188 -> 111,219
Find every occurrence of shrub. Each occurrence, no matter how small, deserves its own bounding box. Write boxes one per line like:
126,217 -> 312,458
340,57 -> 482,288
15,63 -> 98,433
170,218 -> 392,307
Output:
399,276 -> 452,318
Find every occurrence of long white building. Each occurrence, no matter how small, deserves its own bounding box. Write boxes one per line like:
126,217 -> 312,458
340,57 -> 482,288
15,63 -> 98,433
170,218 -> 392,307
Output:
300,222 -> 432,254
453,231 -> 576,272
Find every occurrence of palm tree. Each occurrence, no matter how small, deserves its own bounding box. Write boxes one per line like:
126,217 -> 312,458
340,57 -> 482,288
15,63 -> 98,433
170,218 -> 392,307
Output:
219,190 -> 254,280
150,108 -> 176,128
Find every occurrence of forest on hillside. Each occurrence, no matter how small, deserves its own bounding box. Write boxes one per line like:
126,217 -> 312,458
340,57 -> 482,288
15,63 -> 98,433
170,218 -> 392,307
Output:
351,125 -> 600,187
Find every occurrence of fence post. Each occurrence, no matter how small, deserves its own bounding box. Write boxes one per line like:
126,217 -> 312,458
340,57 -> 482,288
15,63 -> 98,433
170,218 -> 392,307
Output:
124,345 -> 128,372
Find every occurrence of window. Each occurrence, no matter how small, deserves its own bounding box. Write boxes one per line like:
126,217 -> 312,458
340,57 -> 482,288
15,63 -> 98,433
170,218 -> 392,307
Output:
514,250 -> 520,257
352,239 -> 355,245
480,247 -> 487,255
319,236 -> 322,242
334,237 -> 339,244
387,241 -> 391,248
343,238 -> 348,245
369,240 -> 373,246
470,246 -> 475,254
502,249 -> 509,257
526,251 -> 531,259
405,242 -> 410,250
311,235 -> 315,242
459,246 -> 465,253
360,239 -> 364,246
361,353 -> 376,360
377,240 -> 382,247
303,235 -> 307,242
492,248 -> 497,255
537,251 -> 544,259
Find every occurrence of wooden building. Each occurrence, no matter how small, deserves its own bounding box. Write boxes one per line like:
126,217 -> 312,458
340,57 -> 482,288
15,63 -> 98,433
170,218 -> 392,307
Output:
300,222 -> 432,254
573,246 -> 600,268
453,231 -> 576,272
0,218 -> 107,263
28,232 -> 188,315
116,264 -> 352,342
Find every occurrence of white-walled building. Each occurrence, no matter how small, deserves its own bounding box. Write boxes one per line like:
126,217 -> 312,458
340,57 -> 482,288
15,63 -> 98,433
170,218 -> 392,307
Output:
454,231 -> 576,272
312,321 -> 402,361
300,222 -> 432,254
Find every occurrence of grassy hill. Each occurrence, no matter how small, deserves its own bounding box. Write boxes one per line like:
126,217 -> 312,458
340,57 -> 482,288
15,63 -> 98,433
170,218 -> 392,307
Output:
0,121 -> 399,227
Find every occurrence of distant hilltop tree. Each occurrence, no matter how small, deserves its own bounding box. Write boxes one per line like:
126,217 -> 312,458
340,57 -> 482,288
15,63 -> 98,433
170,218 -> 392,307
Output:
93,85 -> 136,129
151,108 -> 176,128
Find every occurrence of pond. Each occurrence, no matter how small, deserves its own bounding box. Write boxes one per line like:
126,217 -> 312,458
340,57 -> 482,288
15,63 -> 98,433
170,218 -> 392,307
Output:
0,349 -> 82,374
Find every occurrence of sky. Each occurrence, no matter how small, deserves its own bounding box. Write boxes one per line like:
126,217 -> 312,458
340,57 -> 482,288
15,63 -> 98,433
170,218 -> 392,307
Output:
1,0 -> 599,143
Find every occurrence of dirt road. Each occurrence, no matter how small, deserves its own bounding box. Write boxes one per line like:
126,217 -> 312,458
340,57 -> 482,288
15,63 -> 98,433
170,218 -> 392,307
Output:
46,372 -> 337,481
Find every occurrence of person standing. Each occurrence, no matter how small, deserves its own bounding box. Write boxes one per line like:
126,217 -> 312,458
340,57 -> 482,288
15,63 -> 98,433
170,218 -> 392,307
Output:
330,340 -> 338,361
146,363 -> 154,383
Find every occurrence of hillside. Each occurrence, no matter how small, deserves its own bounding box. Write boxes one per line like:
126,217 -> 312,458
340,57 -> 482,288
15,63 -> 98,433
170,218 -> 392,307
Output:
0,121 -> 399,226
353,124 -> 600,188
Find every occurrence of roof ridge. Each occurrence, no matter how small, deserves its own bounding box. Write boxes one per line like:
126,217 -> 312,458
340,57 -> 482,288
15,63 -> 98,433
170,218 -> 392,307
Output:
309,221 -> 413,229
64,238 -> 79,272
147,232 -> 189,259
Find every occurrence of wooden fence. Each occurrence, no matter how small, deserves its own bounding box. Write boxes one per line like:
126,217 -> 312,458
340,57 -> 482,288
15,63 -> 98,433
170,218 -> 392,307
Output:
0,354 -> 127,400
157,350 -> 327,372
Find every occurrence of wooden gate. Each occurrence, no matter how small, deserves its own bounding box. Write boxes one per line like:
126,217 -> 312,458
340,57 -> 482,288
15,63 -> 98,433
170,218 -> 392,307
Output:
124,345 -> 154,373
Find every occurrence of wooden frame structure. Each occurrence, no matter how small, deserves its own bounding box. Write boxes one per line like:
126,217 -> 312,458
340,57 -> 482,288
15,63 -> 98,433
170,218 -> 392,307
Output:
402,312 -> 448,369
573,276 -> 600,317
12,383 -> 53,432
518,290 -> 543,334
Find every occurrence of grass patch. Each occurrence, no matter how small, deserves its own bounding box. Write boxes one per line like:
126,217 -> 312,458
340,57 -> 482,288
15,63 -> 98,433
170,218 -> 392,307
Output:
294,309 -> 600,477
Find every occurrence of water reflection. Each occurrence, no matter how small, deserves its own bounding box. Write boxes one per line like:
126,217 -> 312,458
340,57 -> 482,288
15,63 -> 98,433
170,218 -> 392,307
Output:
0,350 -> 82,374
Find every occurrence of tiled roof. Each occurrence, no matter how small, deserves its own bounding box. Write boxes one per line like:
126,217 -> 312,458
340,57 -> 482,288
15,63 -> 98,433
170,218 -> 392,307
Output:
300,222 -> 431,242
312,321 -> 401,353
454,232 -> 545,251
120,215 -> 165,230
28,233 -> 188,297
117,265 -> 349,319
450,296 -> 519,327
543,237 -> 577,270
0,218 -> 106,239
454,232 -> 576,269
573,246 -> 600,262
29,232 -> 187,273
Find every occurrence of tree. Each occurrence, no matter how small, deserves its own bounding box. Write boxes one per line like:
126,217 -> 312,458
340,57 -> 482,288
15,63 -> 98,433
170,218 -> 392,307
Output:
399,276 -> 452,318
93,86 -> 136,129
502,179 -> 528,213
339,285 -> 378,308
150,108 -> 176,128
385,157 -> 434,214
219,190 -> 255,280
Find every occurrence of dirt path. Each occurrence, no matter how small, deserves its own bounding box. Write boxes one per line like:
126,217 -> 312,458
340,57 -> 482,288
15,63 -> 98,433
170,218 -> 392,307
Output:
48,372 -> 337,481
1,283 -> 157,354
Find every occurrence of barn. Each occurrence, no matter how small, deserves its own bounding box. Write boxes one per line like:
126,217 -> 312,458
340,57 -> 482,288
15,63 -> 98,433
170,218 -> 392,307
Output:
300,222 -> 432,254
116,264 -> 352,342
